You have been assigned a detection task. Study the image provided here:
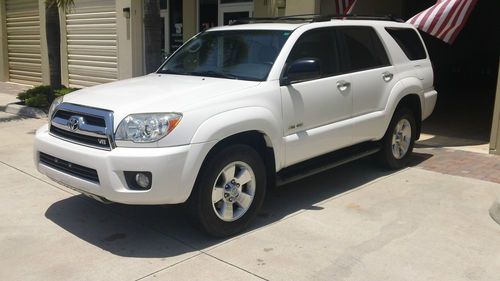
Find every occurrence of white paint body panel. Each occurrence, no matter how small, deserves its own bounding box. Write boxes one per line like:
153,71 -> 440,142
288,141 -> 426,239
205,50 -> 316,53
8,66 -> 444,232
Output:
34,19 -> 437,205
281,74 -> 353,166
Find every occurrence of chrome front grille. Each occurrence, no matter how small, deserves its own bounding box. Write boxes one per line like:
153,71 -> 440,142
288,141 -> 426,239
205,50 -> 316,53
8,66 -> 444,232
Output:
49,103 -> 114,150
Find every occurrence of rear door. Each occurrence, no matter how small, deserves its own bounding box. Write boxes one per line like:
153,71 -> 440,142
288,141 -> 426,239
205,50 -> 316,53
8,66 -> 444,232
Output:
336,26 -> 396,142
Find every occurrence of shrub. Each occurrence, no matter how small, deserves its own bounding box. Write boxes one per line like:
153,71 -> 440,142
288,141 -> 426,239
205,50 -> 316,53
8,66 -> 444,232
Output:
17,85 -> 52,108
17,85 -> 79,108
55,87 -> 78,97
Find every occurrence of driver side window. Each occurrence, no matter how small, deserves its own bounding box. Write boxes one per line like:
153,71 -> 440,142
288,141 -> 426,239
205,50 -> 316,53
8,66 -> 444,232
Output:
286,28 -> 340,78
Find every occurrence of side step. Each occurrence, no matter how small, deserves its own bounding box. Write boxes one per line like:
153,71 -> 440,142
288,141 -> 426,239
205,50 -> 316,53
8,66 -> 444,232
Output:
276,142 -> 381,186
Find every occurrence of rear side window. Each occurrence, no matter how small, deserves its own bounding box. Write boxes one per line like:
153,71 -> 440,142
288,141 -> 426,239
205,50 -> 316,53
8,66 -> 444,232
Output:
385,27 -> 427,60
337,26 -> 390,73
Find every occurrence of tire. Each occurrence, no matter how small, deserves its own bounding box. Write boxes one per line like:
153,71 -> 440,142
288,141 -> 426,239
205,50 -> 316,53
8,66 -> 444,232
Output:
378,108 -> 417,169
188,144 -> 267,237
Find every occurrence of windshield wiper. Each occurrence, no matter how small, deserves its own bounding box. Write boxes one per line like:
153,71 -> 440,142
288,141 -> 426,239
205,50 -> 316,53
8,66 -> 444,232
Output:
190,70 -> 239,80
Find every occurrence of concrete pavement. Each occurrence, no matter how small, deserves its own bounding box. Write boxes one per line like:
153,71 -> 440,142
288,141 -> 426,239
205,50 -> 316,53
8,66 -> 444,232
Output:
0,114 -> 499,281
0,81 -> 30,96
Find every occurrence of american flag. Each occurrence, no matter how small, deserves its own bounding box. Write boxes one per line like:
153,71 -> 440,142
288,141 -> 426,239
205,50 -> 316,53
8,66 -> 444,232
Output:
407,0 -> 478,44
336,0 -> 357,15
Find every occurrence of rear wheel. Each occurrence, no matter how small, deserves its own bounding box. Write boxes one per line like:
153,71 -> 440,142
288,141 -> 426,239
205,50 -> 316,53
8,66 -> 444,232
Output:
188,144 -> 266,237
378,108 -> 416,169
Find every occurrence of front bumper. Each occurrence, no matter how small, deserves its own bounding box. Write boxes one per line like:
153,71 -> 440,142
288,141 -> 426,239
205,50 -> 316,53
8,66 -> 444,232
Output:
34,124 -> 214,205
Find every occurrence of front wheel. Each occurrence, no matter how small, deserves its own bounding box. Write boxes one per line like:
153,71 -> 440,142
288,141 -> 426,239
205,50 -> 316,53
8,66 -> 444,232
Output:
378,108 -> 416,169
188,144 -> 266,237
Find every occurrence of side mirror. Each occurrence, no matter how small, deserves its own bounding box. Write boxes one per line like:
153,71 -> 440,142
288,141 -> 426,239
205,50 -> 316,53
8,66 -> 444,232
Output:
281,58 -> 321,86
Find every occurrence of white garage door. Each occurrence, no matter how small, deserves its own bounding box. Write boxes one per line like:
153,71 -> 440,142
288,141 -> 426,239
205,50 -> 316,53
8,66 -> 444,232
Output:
5,0 -> 42,85
64,0 -> 117,88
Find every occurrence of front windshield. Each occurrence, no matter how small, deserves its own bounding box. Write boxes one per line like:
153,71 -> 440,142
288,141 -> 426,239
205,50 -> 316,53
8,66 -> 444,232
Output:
158,30 -> 292,81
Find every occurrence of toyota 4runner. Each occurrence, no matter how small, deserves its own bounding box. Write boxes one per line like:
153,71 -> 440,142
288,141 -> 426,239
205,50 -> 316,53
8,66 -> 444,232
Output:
34,15 -> 437,237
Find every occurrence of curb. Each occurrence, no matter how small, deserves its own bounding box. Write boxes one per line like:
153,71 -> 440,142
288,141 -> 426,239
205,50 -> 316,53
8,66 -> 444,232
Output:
3,103 -> 47,119
490,197 -> 500,226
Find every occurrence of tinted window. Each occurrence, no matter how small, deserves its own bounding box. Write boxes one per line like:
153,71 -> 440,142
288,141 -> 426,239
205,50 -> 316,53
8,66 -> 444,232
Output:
385,27 -> 427,60
286,28 -> 340,77
337,27 -> 390,72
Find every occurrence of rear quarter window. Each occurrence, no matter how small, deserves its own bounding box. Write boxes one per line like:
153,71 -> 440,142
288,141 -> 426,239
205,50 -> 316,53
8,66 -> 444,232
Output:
385,27 -> 427,61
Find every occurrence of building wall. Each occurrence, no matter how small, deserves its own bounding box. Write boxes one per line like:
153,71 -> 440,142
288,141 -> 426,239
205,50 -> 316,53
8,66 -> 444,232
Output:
254,0 -> 285,17
0,0 -> 9,82
0,0 -> 50,85
284,0 -> 320,15
183,0 -> 197,41
59,0 -> 120,88
59,0 -> 146,87
490,62 -> 500,155
350,0 -> 404,17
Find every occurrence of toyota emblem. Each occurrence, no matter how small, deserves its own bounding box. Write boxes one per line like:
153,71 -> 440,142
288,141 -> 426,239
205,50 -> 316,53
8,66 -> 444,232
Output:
68,116 -> 80,131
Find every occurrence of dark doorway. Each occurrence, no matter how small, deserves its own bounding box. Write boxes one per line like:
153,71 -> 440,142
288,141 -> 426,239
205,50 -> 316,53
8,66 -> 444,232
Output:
199,0 -> 218,32
405,0 -> 499,144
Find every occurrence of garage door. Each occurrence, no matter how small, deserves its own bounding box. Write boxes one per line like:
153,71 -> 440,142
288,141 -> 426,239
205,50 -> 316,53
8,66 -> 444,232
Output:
5,0 -> 42,85
64,0 -> 117,88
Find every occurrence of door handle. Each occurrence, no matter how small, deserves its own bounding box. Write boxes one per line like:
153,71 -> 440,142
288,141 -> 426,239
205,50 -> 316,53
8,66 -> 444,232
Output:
382,72 -> 393,82
336,80 -> 351,92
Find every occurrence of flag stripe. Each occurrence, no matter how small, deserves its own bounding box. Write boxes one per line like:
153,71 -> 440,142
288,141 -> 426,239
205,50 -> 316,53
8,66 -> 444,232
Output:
336,0 -> 357,14
436,0 -> 465,38
448,0 -> 477,42
423,1 -> 447,31
407,0 -> 477,44
430,0 -> 455,35
345,0 -> 357,14
416,3 -> 437,28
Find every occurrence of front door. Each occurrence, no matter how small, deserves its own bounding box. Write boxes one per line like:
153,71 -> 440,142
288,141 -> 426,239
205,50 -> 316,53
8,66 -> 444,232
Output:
281,28 -> 353,166
218,0 -> 253,25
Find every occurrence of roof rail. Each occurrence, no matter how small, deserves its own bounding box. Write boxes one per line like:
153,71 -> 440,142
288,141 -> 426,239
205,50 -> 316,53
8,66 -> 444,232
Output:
229,14 -> 404,25
319,14 -> 404,22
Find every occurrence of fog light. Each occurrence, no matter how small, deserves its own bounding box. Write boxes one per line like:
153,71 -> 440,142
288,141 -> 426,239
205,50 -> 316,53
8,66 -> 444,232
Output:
135,173 -> 150,189
124,171 -> 152,190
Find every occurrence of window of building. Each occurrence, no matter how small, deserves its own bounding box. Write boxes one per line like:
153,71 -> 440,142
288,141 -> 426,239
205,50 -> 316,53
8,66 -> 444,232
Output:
337,26 -> 390,73
385,27 -> 427,61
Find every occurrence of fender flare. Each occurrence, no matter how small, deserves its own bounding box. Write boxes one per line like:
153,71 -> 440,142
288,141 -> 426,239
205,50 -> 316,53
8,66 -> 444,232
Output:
382,77 -> 424,133
190,107 -> 283,169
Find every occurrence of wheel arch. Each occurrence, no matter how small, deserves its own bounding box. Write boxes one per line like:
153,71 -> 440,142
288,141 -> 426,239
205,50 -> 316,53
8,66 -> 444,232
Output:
384,78 -> 424,140
190,106 -> 282,181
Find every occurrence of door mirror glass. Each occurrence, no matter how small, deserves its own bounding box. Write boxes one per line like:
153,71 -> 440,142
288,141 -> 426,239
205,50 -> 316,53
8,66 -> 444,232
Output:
282,58 -> 321,85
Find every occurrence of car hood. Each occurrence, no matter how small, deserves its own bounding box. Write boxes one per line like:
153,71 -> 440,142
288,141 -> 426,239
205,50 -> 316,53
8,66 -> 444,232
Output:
62,74 -> 260,118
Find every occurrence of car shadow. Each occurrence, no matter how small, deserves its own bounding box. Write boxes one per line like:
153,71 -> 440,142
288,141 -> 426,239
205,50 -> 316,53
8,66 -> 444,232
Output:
45,153 -> 431,258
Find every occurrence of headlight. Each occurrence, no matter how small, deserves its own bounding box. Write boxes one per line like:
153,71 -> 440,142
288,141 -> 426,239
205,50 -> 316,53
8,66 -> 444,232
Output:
115,113 -> 182,143
48,96 -> 63,119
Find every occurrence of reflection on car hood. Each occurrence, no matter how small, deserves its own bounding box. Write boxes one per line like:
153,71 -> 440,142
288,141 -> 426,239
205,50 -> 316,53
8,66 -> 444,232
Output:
62,73 -> 260,120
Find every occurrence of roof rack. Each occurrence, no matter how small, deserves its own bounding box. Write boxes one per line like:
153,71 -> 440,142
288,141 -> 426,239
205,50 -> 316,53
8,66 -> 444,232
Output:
229,14 -> 404,25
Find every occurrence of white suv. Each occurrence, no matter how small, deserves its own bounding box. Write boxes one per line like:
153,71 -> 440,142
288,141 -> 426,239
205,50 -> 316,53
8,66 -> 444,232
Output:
34,16 -> 437,236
